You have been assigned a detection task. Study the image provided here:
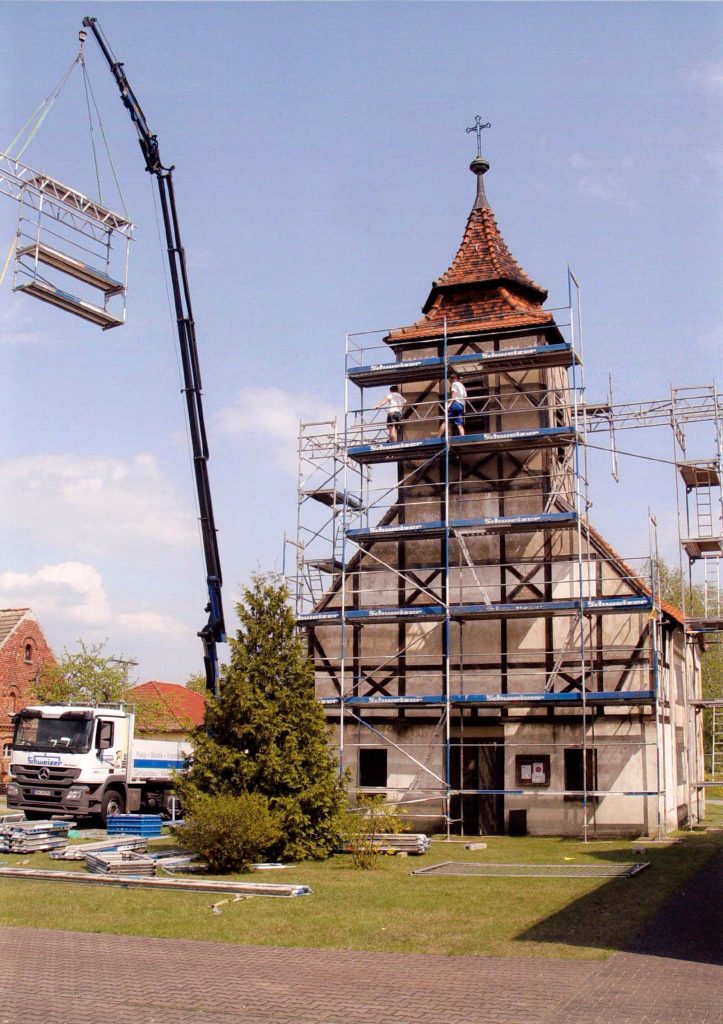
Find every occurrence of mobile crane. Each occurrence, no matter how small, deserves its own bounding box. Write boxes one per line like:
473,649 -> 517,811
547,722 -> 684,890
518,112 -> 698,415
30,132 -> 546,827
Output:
81,16 -> 226,695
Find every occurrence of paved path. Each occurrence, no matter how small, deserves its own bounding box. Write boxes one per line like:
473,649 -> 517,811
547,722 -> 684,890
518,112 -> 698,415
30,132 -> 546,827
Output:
2,852 -> 721,1024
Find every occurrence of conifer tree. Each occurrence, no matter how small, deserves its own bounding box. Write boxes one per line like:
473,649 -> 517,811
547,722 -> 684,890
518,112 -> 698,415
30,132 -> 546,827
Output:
180,573 -> 346,860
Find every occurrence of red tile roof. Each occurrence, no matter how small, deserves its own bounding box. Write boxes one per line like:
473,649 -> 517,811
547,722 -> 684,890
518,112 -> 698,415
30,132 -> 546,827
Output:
389,288 -> 554,344
130,681 -> 205,732
387,167 -> 552,345
429,205 -> 548,302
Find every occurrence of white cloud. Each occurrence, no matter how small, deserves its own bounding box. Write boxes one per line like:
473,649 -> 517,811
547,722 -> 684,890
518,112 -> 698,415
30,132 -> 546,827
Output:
0,452 -> 196,555
0,562 -> 110,624
0,561 -> 187,639
684,60 -> 723,93
214,386 -> 339,472
116,610 -> 187,638
567,152 -> 635,206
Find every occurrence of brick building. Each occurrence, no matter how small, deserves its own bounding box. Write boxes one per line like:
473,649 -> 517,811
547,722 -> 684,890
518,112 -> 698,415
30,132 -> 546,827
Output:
0,608 -> 55,787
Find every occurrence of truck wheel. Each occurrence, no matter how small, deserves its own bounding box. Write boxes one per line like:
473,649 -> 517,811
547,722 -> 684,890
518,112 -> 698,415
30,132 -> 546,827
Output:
101,789 -> 125,824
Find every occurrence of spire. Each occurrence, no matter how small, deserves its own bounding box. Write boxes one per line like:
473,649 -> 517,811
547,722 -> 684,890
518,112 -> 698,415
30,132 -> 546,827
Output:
387,125 -> 552,343
426,121 -> 547,306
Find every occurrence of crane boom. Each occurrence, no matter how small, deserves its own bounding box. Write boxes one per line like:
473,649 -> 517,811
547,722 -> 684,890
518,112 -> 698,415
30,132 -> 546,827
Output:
82,16 -> 226,695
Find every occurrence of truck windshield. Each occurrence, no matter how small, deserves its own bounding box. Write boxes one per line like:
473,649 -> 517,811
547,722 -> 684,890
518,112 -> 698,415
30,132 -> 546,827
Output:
13,715 -> 93,754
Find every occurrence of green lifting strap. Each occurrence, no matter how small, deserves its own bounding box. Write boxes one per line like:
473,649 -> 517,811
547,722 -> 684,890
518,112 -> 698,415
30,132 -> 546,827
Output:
5,49 -> 81,160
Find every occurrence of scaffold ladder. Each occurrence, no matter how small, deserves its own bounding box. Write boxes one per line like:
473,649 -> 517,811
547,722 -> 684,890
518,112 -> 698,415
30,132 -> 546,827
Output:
695,481 -> 715,537
703,556 -> 721,620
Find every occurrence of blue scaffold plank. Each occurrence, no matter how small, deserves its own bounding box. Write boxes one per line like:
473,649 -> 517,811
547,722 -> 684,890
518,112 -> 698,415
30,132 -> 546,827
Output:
348,426 -> 580,465
348,436 -> 444,464
347,520 -> 448,541
347,343 -> 578,387
584,596 -> 653,613
297,610 -> 342,626
346,511 -> 578,543
450,596 -> 653,619
451,689 -> 655,706
345,694 -> 446,707
335,690 -> 655,709
298,606 -> 445,627
298,595 -> 652,627
346,605 -> 446,623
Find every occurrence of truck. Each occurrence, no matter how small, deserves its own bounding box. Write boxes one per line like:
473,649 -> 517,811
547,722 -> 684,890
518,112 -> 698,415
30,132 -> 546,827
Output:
6,703 -> 189,823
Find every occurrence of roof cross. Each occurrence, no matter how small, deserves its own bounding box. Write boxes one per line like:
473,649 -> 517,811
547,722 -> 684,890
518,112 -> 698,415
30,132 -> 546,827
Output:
466,115 -> 491,157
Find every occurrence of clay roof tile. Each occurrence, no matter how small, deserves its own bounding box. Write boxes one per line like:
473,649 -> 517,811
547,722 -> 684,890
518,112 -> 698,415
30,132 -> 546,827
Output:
388,159 -> 550,344
130,680 -> 205,731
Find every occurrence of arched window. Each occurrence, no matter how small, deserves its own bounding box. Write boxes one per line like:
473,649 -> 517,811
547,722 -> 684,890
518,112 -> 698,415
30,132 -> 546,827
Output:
2,743 -> 11,757
24,642 -> 33,663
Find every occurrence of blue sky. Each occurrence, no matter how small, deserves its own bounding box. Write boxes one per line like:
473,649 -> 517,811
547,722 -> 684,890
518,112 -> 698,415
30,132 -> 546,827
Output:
1,2 -> 721,684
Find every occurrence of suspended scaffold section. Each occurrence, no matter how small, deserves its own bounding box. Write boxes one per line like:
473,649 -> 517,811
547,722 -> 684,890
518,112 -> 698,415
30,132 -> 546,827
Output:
0,152 -> 132,329
0,30 -> 133,329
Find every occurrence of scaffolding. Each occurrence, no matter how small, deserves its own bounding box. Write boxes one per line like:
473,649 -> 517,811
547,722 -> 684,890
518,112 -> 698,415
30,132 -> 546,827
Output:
289,289 -> 690,840
0,150 -> 133,328
670,384 -> 723,812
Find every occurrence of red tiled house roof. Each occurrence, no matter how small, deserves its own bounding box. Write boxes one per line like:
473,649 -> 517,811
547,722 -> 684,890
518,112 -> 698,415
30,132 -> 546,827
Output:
388,155 -> 555,344
130,680 -> 205,732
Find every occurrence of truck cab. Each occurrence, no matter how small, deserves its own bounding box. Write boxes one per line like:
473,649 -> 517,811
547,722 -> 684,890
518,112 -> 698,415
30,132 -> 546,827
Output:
7,703 -> 186,823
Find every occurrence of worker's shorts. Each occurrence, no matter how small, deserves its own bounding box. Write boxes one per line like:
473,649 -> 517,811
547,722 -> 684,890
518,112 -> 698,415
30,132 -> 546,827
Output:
448,400 -> 464,427
387,411 -> 403,424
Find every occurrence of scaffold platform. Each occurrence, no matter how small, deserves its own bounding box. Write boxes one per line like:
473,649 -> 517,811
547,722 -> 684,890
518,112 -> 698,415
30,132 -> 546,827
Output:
303,488 -> 364,510
347,342 -> 579,387
16,242 -> 125,295
686,617 -> 723,634
14,279 -> 124,329
681,537 -> 723,559
297,594 -> 653,626
348,425 -> 580,465
320,689 -> 656,709
679,461 -> 721,489
346,511 -> 578,543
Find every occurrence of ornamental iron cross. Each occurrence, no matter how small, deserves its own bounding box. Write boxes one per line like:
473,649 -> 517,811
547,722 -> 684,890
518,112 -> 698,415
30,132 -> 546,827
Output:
466,115 -> 491,157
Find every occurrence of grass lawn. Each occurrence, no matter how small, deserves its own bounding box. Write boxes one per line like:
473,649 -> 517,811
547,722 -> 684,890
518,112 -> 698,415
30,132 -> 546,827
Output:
1,821 -> 721,960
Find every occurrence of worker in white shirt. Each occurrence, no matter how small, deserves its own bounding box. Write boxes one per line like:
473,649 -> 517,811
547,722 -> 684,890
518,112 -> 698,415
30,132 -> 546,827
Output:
440,372 -> 468,437
375,384 -> 406,442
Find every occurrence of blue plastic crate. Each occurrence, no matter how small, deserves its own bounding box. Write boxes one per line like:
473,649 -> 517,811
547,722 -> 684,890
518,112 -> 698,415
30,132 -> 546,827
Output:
107,814 -> 163,837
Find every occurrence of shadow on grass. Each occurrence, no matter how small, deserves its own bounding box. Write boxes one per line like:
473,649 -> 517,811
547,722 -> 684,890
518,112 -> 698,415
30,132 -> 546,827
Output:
517,832 -> 723,965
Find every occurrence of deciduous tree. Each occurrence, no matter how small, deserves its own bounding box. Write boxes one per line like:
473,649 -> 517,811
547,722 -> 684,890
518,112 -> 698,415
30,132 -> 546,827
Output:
34,640 -> 133,705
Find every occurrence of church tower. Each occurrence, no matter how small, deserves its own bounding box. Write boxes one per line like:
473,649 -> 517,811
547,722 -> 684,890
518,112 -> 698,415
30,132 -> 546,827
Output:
295,128 -> 696,838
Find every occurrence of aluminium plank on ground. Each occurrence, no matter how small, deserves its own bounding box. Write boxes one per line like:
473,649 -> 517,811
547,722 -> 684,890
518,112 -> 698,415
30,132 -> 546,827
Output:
0,866 -> 311,897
